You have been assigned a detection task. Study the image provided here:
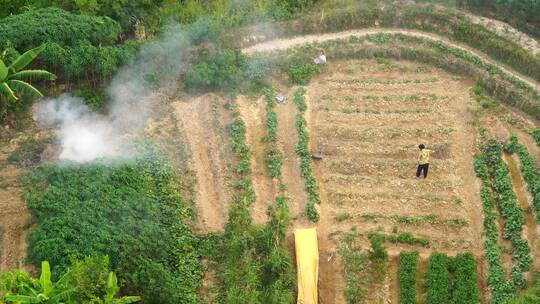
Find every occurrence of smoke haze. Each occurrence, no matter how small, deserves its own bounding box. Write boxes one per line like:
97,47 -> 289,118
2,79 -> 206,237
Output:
35,24 -> 189,163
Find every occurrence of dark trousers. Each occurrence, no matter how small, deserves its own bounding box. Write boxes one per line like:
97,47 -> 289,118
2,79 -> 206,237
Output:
416,163 -> 429,178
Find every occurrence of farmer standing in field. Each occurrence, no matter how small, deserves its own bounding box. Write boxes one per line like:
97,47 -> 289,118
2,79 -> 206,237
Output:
416,144 -> 434,178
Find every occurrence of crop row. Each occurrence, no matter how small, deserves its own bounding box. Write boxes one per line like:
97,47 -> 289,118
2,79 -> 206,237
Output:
293,87 -> 320,222
424,252 -> 480,304
483,140 -> 531,289
263,88 -> 283,178
475,142 -> 526,303
358,212 -> 469,228
506,135 -> 540,223
368,231 -> 429,248
399,251 -> 419,304
218,100 -> 296,303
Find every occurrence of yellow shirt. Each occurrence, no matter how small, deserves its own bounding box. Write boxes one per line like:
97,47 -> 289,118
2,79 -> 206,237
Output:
418,149 -> 434,165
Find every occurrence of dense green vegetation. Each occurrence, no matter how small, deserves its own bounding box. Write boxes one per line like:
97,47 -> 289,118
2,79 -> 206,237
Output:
293,87 -> 320,222
425,252 -> 450,304
1,0 -> 318,33
21,147 -> 203,304
399,251 -> 419,304
0,258 -> 140,303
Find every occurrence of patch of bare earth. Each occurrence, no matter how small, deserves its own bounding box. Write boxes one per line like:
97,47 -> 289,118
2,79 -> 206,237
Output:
0,139 -> 30,273
305,59 -> 484,303
172,94 -> 231,232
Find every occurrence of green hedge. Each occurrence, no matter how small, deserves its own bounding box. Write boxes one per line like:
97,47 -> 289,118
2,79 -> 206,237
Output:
399,251 -> 419,304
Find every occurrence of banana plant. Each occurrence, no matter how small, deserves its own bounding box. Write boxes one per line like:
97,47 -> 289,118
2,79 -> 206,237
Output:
1,261 -> 73,304
103,272 -> 140,304
0,45 -> 56,103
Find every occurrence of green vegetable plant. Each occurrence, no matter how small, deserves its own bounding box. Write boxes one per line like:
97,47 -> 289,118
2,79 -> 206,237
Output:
425,252 -> 450,304
399,251 -> 419,304
293,87 -> 321,221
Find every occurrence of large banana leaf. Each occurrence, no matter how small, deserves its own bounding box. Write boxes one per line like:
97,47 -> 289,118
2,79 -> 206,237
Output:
7,80 -> 43,99
39,262 -> 52,297
0,59 -> 7,81
8,45 -> 46,72
9,70 -> 56,82
0,82 -> 18,101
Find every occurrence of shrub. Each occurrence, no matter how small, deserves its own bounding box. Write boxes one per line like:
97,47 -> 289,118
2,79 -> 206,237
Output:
0,8 -> 121,51
287,63 -> 320,85
184,49 -> 245,93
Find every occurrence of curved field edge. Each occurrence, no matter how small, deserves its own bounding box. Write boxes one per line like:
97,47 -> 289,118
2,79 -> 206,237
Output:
234,3 -> 540,85
242,32 -> 540,121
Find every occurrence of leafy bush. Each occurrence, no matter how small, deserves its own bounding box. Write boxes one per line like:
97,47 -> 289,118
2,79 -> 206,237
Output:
287,63 -> 320,85
0,8 -> 121,51
263,88 -> 283,178
425,252 -> 450,304
399,251 -> 419,304
22,148 -> 203,304
184,49 -> 245,93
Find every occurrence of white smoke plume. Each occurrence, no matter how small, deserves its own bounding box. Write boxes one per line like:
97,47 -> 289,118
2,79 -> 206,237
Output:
35,24 -> 189,163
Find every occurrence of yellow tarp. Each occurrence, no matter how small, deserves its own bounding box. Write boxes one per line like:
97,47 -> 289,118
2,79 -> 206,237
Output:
295,228 -> 318,304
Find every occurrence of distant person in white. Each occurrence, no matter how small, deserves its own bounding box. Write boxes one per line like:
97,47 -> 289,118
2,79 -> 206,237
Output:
314,49 -> 326,64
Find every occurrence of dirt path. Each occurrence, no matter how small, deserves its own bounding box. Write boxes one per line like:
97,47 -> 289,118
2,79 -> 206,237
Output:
242,29 -> 539,92
236,96 -> 277,225
274,88 -> 308,219
0,150 -> 30,273
173,95 -> 230,232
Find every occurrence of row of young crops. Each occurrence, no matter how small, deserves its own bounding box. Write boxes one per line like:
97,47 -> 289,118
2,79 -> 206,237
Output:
293,87 -> 321,222
474,137 -> 539,303
398,251 -> 479,304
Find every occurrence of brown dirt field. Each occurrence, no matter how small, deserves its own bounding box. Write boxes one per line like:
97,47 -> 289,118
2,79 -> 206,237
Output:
172,94 -> 232,232
306,59 -> 485,302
